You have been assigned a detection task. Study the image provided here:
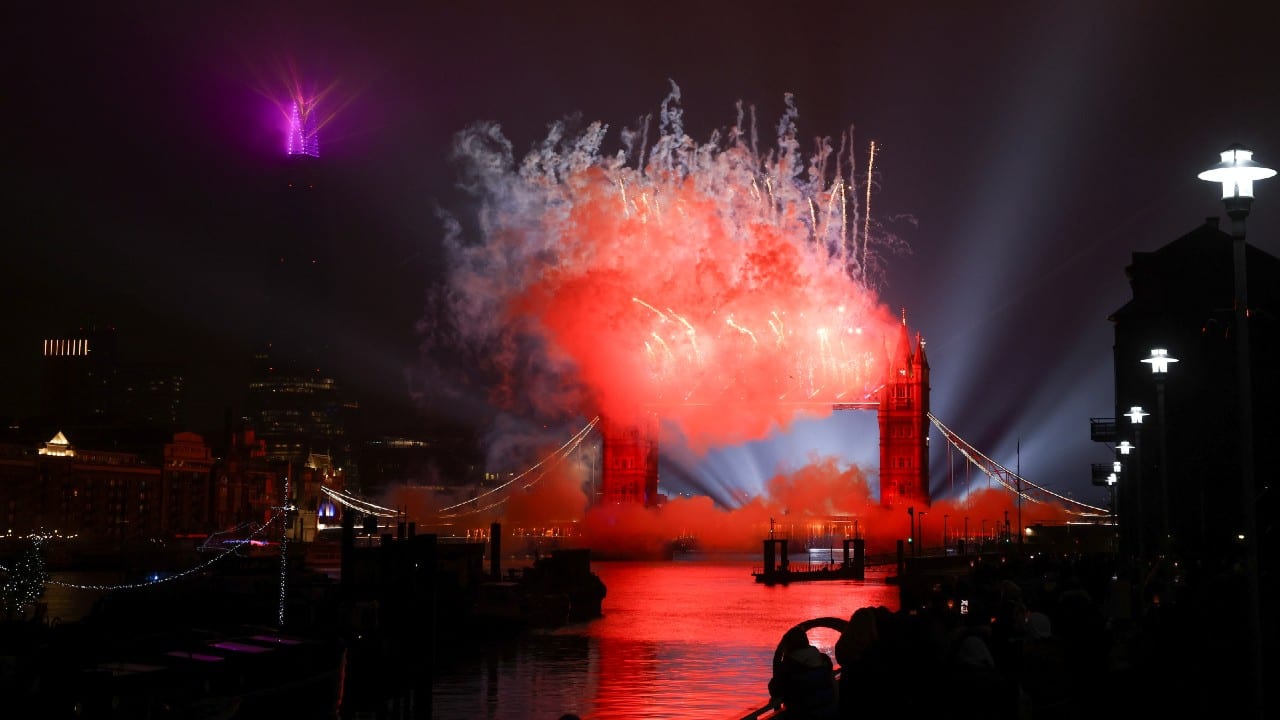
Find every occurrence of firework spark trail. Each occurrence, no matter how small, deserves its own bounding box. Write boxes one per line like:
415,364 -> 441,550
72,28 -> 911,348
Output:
862,140 -> 877,276
432,83 -> 908,451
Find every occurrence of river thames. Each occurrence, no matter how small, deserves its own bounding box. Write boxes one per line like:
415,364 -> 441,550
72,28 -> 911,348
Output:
430,554 -> 899,720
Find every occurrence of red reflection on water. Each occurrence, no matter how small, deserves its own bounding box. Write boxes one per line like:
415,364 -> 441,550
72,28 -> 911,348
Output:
582,558 -> 898,720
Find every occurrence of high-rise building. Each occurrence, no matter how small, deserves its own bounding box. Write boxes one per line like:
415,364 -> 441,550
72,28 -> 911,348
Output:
243,347 -> 348,465
115,362 -> 186,431
286,99 -> 320,158
38,326 -> 186,440
40,325 -> 117,426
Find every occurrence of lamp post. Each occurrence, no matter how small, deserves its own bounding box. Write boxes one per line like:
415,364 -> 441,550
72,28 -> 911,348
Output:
1199,144 -> 1272,720
1142,348 -> 1177,553
943,514 -> 949,552
918,512 -> 927,553
1125,405 -> 1147,559
907,506 -> 915,557
1113,440 -> 1131,553
1016,440 -> 1023,556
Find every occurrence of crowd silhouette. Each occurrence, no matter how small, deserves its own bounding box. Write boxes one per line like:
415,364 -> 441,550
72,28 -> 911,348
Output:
766,551 -> 1269,719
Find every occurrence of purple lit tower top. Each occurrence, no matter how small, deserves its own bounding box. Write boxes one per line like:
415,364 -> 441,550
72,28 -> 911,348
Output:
286,99 -> 319,158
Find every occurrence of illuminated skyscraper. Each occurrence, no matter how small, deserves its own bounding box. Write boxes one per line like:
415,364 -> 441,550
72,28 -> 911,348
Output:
286,99 -> 319,158
262,121 -> 337,369
39,326 -> 186,436
40,326 -> 117,426
243,346 -> 349,465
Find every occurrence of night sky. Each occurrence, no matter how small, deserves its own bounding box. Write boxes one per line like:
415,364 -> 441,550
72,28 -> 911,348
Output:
7,1 -> 1280,507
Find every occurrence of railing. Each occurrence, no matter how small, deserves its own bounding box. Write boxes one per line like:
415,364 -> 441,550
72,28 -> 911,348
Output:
1090,417 -> 1117,443
1091,463 -> 1114,486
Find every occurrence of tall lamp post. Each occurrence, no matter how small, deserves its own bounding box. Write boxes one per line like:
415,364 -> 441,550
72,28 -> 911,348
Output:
1199,144 -> 1272,720
907,506 -> 915,557
943,514 -> 949,552
1142,348 -> 1177,552
1125,405 -> 1147,560
918,512 -> 928,553
1114,440 -> 1132,552
1105,471 -> 1118,553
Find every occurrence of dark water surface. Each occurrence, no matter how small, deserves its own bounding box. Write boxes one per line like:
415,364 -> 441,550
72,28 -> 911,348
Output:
431,555 -> 899,720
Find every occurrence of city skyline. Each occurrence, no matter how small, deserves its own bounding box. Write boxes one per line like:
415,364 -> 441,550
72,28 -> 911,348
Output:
6,1 -> 1280,507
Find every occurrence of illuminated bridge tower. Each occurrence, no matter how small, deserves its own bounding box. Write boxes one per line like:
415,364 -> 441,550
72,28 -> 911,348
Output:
877,319 -> 931,508
599,413 -> 660,506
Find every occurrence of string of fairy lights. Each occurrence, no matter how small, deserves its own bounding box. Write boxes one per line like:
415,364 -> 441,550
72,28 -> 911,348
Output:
277,475 -> 292,626
0,512 -> 283,595
1,410 -> 1110,621
2,417 -> 601,615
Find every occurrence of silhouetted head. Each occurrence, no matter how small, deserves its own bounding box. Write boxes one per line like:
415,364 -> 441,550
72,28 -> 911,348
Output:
780,627 -> 811,653
844,607 -> 879,653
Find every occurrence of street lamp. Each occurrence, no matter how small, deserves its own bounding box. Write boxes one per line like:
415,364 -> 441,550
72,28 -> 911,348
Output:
1200,144 -> 1272,719
907,506 -> 915,556
943,514 -> 949,551
1199,144 -> 1275,208
1126,405 -> 1146,559
1143,348 -> 1176,552
918,512 -> 928,553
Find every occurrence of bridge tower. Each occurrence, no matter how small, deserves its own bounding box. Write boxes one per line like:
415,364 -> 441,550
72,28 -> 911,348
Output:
599,413 -> 660,506
877,318 -> 930,508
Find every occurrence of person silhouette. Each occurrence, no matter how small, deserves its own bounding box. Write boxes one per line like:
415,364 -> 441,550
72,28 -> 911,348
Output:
769,627 -> 838,720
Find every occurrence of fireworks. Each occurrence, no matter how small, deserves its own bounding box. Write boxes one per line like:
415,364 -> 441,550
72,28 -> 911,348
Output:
420,89 -> 915,540
433,83 -> 911,451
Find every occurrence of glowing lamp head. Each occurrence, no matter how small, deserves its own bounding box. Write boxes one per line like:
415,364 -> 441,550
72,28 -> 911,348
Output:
1106,473 -> 1118,486
1198,145 -> 1274,199
1142,348 -> 1178,374
1117,440 -> 1134,455
1113,460 -> 1122,473
1126,406 -> 1148,424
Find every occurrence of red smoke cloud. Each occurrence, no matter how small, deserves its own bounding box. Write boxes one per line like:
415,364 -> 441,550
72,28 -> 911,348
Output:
433,86 -> 908,452
399,445 -> 1075,558
421,88 -> 972,548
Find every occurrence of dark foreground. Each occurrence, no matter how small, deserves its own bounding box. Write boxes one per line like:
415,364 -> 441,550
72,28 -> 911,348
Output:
757,550 -> 1274,720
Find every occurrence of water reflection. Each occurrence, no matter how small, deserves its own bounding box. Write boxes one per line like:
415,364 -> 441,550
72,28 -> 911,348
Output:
432,555 -> 898,719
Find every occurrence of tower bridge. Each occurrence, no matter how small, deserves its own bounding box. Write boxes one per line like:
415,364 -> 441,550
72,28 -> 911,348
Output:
390,319 -> 1110,525
594,318 -> 1108,519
